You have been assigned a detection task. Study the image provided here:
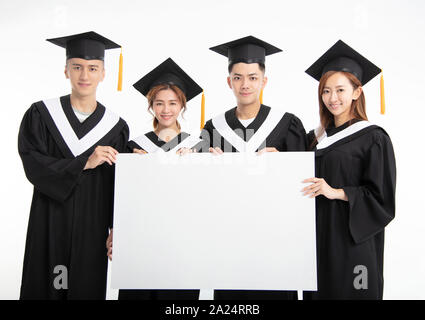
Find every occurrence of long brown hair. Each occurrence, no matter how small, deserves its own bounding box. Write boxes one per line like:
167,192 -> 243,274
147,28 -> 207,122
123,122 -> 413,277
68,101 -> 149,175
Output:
147,84 -> 187,130
312,71 -> 368,147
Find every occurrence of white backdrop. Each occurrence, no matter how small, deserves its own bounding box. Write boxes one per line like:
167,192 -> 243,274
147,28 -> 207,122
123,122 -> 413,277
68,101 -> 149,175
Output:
1,0 -> 424,299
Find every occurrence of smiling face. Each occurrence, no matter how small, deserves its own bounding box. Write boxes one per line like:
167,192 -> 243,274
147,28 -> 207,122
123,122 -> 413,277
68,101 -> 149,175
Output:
151,88 -> 183,131
227,62 -> 267,107
65,58 -> 105,98
321,72 -> 362,126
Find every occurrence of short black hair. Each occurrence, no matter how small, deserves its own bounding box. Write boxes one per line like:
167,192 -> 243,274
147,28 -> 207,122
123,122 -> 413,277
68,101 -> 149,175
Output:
65,58 -> 105,68
228,62 -> 266,74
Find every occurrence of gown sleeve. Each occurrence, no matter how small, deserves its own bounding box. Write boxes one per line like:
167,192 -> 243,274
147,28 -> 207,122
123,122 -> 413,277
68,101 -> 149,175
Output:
127,140 -> 142,153
18,104 -> 87,202
342,131 -> 396,244
284,115 -> 307,151
107,122 -> 129,229
192,138 -> 209,153
306,129 -> 317,151
115,122 -> 130,153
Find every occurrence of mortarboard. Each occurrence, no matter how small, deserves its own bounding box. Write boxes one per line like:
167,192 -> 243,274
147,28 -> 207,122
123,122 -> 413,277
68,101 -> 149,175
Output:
305,40 -> 381,86
209,35 -> 282,66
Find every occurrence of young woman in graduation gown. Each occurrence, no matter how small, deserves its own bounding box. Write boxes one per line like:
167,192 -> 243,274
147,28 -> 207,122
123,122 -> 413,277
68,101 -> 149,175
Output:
302,40 -> 396,299
18,32 -> 129,300
107,58 -> 203,300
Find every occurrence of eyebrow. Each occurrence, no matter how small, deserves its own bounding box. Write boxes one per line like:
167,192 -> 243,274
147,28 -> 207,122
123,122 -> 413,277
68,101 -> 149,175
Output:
71,63 -> 100,68
154,99 -> 178,102
324,85 -> 346,89
233,72 -> 259,76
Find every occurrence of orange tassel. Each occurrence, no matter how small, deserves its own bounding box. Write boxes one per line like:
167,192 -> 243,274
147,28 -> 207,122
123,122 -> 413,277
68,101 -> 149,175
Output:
117,48 -> 123,91
200,90 -> 205,129
259,89 -> 263,104
380,70 -> 385,114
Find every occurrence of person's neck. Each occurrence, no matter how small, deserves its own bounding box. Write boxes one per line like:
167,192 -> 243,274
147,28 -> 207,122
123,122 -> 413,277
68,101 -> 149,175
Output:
236,101 -> 261,120
334,114 -> 354,128
154,123 -> 180,142
70,92 -> 97,114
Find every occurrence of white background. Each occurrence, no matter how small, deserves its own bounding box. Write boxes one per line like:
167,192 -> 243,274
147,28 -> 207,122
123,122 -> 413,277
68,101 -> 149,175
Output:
0,0 -> 424,299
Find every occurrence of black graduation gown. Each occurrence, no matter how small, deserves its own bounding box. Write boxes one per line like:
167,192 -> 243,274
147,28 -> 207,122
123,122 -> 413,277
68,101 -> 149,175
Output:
18,95 -> 129,300
200,104 -> 307,153
304,121 -> 396,300
201,105 -> 306,300
119,131 -> 200,301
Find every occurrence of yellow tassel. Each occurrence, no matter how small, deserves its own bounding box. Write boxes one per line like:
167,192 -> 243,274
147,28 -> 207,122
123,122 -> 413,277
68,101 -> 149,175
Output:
259,89 -> 263,104
117,48 -> 123,91
380,70 -> 385,114
200,90 -> 205,129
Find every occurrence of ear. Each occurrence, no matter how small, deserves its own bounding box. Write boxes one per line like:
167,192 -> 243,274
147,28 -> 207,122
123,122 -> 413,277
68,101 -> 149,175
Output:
353,86 -> 363,100
227,76 -> 232,89
100,68 -> 105,82
262,76 -> 268,90
64,65 -> 69,79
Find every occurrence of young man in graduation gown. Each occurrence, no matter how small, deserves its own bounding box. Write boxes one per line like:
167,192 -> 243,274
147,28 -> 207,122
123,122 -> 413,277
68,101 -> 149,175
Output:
18,31 -> 129,300
201,36 -> 307,300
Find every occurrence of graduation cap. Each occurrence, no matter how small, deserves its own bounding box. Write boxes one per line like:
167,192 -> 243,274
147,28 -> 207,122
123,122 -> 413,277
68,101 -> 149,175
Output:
209,35 -> 282,66
305,40 -> 386,114
210,36 -> 282,105
47,31 -> 124,91
133,58 -> 206,128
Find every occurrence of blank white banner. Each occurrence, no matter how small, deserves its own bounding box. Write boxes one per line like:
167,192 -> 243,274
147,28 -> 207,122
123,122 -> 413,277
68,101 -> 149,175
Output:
112,152 -> 317,291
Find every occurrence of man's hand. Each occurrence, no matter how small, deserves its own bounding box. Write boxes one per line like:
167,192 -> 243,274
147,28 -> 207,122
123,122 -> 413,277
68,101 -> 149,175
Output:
177,147 -> 197,156
133,148 -> 147,154
209,147 -> 224,155
84,146 -> 118,170
257,147 -> 278,155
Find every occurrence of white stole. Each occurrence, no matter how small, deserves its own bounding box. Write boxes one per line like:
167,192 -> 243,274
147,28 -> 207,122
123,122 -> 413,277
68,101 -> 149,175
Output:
211,108 -> 285,153
43,97 -> 120,157
316,121 -> 374,150
132,134 -> 202,154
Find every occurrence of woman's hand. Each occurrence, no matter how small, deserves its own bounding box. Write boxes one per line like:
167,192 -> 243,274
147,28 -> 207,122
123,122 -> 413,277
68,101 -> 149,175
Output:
106,229 -> 113,261
176,147 -> 197,156
302,177 -> 348,201
257,147 -> 278,155
209,147 -> 224,155
133,148 -> 147,154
